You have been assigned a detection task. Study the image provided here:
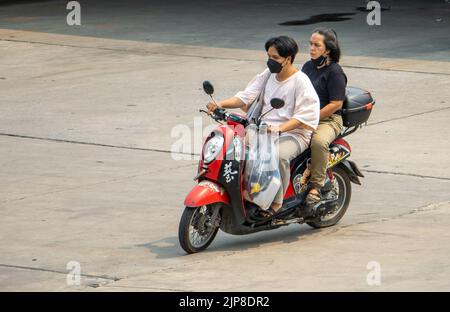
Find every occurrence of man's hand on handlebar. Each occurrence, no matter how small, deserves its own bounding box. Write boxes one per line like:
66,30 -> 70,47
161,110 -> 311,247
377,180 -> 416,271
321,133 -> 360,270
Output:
204,102 -> 227,122
206,102 -> 220,114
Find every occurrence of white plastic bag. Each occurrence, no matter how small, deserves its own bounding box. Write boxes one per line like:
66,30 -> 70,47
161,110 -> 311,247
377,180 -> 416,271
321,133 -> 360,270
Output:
243,124 -> 281,210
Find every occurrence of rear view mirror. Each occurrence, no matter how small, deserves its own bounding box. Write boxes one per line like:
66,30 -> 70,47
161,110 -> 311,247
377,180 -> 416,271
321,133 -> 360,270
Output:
270,98 -> 285,109
202,81 -> 214,95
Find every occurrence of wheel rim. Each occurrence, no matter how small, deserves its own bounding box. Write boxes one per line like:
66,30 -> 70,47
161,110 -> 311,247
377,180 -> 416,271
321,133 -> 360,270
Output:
188,205 -> 217,249
321,171 -> 347,221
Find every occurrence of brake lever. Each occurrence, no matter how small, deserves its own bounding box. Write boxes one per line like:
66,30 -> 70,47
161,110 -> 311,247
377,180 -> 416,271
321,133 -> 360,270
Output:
199,108 -> 223,124
199,109 -> 210,115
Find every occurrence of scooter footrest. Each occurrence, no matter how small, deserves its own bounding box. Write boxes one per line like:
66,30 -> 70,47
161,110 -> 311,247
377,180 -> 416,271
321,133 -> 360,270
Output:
282,194 -> 304,210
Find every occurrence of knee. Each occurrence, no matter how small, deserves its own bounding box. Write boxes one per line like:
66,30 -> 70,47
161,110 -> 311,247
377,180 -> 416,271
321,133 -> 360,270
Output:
310,134 -> 328,151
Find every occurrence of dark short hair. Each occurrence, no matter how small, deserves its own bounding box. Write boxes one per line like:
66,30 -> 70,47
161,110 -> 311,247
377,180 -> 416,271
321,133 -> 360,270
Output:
265,36 -> 299,63
312,27 -> 341,63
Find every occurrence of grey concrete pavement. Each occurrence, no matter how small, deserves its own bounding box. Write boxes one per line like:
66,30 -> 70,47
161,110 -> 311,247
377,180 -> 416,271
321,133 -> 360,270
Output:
0,27 -> 449,291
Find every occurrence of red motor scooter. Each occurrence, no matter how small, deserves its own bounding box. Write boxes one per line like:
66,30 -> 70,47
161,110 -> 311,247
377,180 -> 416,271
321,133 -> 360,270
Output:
179,81 -> 374,254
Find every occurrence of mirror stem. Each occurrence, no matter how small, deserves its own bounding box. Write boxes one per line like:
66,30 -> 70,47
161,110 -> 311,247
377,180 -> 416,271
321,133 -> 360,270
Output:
258,107 -> 274,123
209,95 -> 218,106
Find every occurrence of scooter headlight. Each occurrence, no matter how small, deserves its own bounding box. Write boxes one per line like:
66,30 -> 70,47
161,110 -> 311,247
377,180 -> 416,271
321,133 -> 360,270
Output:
203,134 -> 224,164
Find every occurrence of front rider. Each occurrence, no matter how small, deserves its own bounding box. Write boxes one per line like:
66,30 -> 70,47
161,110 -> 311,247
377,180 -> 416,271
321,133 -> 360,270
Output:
207,36 -> 320,216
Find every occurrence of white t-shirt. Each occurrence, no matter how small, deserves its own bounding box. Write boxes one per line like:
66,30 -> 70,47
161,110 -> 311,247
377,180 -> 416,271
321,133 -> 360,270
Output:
235,68 -> 320,148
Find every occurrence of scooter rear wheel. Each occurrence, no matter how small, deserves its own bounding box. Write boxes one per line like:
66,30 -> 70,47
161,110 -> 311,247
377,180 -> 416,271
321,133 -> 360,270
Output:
306,166 -> 351,228
178,205 -> 220,254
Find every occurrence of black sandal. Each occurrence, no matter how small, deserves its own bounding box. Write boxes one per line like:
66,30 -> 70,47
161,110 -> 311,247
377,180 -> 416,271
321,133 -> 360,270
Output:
305,189 -> 321,206
255,207 -> 276,219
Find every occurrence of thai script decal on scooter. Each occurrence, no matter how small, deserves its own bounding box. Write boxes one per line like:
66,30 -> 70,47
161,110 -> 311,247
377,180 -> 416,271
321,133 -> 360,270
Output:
223,162 -> 238,183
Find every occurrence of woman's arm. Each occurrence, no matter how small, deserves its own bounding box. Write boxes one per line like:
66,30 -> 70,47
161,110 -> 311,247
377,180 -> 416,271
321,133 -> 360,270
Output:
319,100 -> 343,120
322,65 -> 346,119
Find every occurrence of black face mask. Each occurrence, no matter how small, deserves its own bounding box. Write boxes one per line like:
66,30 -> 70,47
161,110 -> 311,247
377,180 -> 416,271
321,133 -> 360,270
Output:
311,55 -> 327,67
267,58 -> 284,74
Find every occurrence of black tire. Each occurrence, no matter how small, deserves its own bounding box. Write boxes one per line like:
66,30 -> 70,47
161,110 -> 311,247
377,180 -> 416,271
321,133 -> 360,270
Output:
178,206 -> 219,254
307,165 -> 352,228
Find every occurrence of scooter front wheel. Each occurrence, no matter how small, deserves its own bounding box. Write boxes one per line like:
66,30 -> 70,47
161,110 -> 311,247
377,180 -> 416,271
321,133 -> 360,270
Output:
178,205 -> 220,254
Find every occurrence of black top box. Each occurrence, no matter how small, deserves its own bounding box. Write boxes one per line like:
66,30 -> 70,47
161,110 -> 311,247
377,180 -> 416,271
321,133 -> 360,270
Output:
342,86 -> 375,127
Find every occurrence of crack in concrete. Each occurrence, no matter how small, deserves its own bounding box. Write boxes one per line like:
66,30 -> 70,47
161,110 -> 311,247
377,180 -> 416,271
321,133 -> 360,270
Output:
1,38 -> 449,76
120,258 -> 209,281
338,228 -> 413,239
0,264 -> 121,281
1,131 -> 449,181
0,162 -> 194,205
341,65 -> 450,76
0,132 -> 198,156
6,201 -> 445,290
320,201 -> 450,238
366,106 -> 450,127
127,201 -> 450,277
361,169 -> 450,181
100,284 -> 189,291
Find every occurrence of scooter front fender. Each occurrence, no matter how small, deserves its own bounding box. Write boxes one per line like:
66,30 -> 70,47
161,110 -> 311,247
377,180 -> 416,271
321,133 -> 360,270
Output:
184,180 -> 230,207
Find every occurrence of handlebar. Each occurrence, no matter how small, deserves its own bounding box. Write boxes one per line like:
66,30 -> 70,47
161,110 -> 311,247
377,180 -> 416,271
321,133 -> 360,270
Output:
199,108 -> 230,122
200,108 -> 249,127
